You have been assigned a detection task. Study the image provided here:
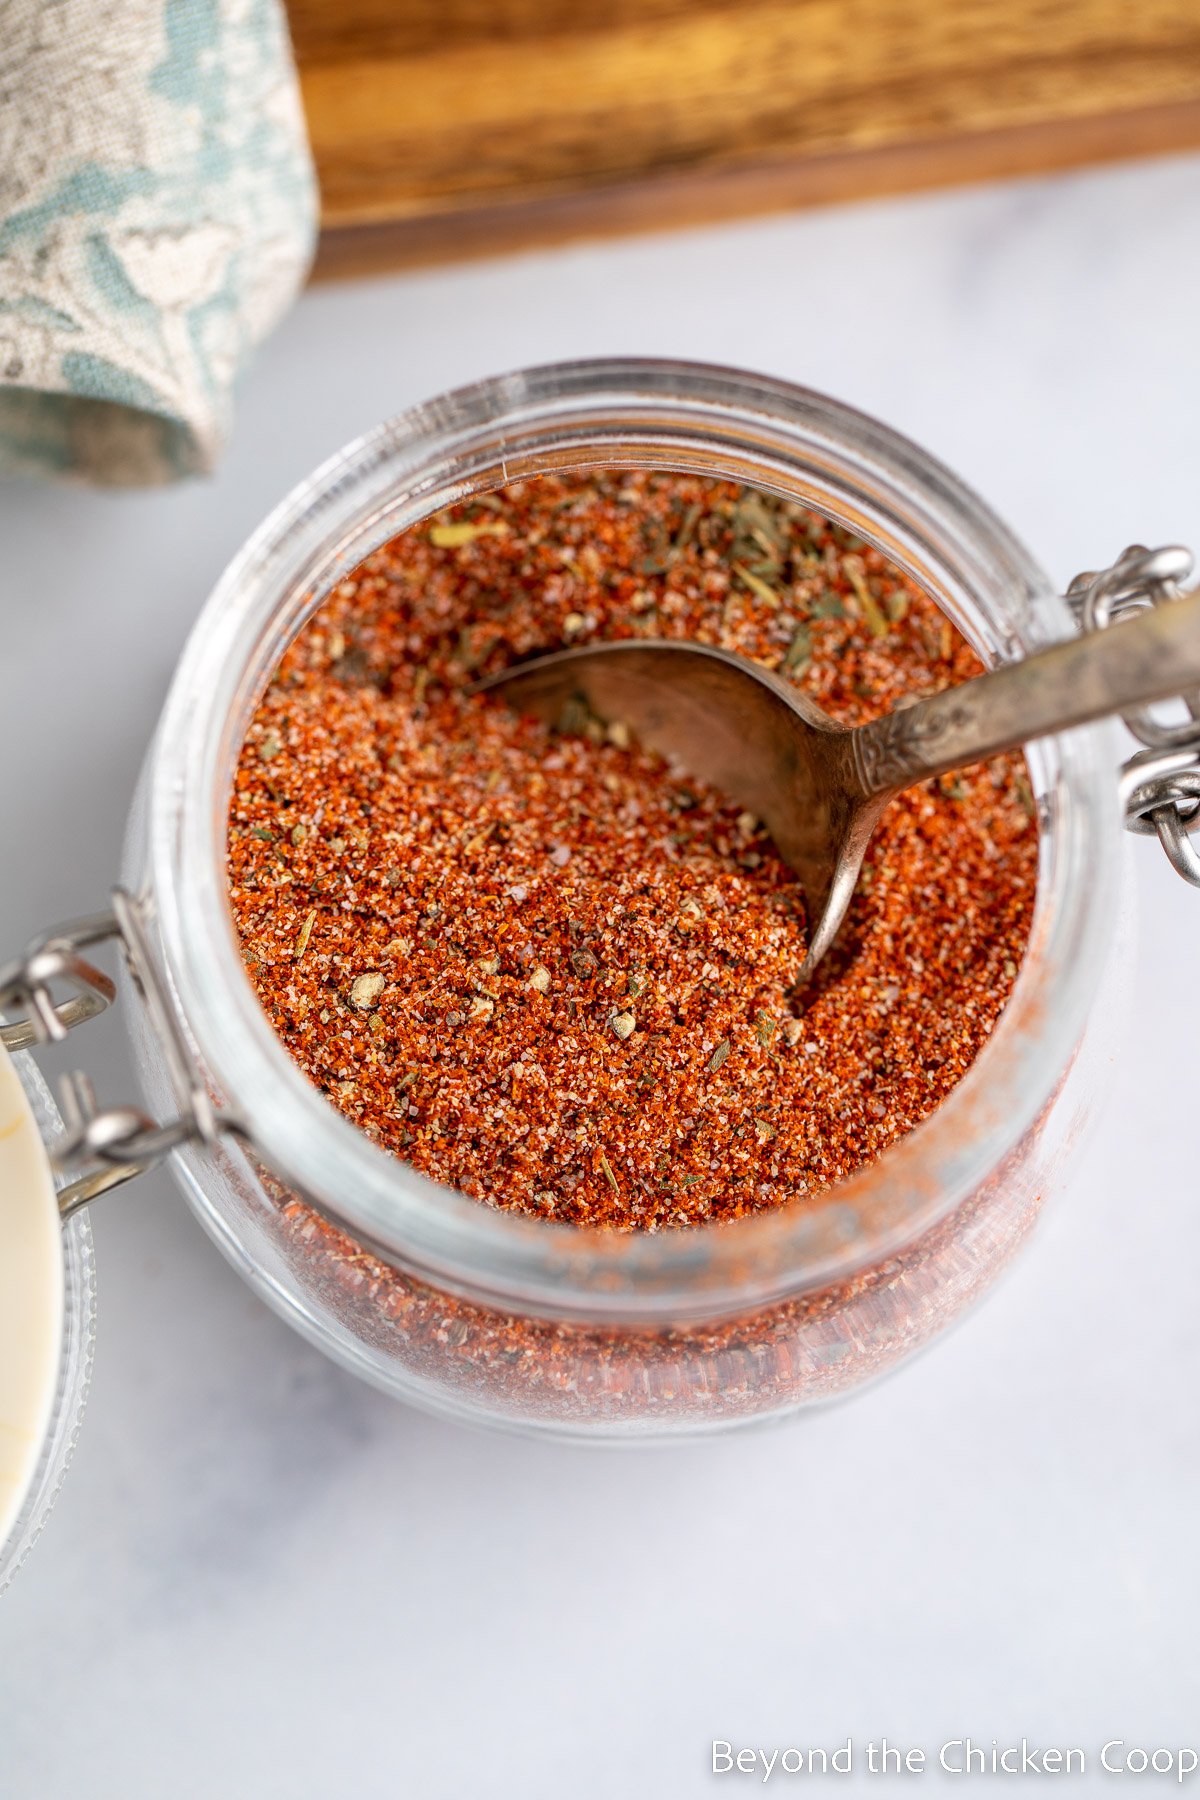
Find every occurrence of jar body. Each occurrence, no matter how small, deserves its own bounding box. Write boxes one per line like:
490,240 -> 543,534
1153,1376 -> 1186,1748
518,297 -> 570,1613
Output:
120,362 -> 1127,1439
121,830 -> 1131,1437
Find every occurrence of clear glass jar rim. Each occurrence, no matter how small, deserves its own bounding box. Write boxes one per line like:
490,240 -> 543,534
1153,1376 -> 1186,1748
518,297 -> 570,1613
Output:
150,358 -> 1120,1321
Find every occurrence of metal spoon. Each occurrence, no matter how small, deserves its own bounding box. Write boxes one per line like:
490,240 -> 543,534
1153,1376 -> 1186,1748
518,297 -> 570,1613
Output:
476,590 -> 1200,986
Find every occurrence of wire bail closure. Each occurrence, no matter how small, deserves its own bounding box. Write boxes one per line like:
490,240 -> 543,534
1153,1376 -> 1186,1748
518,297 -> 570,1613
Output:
1068,544 -> 1200,887
0,891 -> 237,1217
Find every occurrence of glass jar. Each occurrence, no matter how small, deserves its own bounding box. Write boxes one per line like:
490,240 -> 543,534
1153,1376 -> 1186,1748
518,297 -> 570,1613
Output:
13,361 -> 1132,1442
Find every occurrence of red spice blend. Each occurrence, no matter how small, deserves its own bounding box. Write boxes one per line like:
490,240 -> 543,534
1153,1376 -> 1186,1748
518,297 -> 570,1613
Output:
227,473 -> 1036,1231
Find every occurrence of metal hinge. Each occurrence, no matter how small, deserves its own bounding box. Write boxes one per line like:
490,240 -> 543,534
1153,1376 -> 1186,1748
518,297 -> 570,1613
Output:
0,889 -> 235,1218
1068,544 -> 1200,887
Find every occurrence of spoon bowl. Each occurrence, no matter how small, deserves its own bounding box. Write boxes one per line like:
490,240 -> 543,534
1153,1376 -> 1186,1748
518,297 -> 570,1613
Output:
477,641 -> 877,983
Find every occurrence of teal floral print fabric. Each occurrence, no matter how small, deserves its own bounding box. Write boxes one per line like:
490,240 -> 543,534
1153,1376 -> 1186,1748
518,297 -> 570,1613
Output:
0,0 -> 318,484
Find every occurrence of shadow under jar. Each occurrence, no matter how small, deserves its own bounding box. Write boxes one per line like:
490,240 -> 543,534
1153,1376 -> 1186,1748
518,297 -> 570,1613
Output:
120,360 -> 1126,1440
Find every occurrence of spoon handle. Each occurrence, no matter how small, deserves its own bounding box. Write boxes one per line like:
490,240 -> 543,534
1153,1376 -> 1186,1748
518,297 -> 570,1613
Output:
850,589 -> 1200,798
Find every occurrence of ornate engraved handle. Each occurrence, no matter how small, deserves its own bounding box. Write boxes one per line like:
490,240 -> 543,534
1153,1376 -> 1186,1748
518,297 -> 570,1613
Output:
850,580 -> 1200,801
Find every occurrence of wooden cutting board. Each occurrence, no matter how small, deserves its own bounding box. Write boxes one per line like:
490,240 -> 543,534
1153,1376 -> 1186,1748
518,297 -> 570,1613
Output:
288,0 -> 1200,278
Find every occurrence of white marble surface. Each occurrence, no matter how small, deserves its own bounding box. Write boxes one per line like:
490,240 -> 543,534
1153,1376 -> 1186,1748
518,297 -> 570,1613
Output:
3,154 -> 1200,1797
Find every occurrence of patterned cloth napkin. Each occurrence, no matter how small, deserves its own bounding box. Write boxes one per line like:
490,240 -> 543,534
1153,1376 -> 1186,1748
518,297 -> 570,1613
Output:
0,0 -> 318,485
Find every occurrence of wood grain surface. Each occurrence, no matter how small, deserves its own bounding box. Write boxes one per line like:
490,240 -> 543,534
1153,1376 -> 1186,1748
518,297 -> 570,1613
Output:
287,0 -> 1200,276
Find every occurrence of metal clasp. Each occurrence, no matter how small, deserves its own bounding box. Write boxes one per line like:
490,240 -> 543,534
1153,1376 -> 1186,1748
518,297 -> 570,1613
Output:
0,889 -> 231,1218
1068,544 -> 1200,887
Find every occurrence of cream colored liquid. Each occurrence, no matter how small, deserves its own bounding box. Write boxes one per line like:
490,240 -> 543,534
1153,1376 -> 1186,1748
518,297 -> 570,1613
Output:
0,1043 -> 64,1549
